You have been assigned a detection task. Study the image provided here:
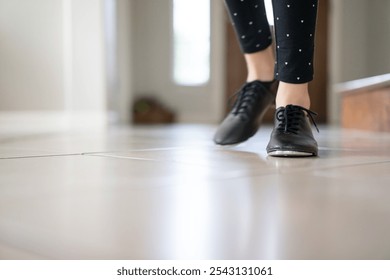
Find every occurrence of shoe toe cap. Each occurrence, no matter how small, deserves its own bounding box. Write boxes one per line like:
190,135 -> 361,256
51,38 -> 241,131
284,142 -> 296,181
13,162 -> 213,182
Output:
266,131 -> 318,155
213,115 -> 254,145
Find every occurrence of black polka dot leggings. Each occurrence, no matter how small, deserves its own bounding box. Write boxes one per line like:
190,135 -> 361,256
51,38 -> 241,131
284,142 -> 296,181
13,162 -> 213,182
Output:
224,0 -> 318,84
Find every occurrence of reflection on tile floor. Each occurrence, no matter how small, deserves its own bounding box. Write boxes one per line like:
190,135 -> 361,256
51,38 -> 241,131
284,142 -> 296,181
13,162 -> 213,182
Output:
1,124 -> 390,259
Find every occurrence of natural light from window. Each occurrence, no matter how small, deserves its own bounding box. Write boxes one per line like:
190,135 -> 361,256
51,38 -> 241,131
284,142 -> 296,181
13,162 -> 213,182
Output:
173,0 -> 210,86
265,0 -> 274,26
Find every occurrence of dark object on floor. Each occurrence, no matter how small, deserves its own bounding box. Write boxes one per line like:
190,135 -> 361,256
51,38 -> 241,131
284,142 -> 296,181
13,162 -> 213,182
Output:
133,97 -> 176,124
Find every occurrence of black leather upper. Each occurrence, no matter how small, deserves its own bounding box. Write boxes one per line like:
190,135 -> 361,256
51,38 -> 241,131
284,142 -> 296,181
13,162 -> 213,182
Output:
266,105 -> 318,156
214,80 -> 275,145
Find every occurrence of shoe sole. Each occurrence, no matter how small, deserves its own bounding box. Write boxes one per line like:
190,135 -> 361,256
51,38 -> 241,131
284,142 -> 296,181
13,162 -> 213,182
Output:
267,150 -> 316,157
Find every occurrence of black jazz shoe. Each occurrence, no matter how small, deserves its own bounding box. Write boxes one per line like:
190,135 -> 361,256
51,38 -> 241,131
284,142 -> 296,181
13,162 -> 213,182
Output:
266,105 -> 319,157
214,80 -> 275,145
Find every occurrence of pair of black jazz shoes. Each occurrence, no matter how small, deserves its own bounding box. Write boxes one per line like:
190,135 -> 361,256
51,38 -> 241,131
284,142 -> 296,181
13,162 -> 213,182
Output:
213,80 -> 319,157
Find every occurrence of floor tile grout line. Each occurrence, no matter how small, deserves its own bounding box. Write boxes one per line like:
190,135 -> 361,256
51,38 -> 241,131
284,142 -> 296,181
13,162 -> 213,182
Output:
85,153 -> 282,180
82,144 -> 216,155
81,146 -> 190,155
84,153 -> 161,162
0,147 -> 198,160
86,152 -> 390,174
2,150 -> 390,176
0,153 -> 83,160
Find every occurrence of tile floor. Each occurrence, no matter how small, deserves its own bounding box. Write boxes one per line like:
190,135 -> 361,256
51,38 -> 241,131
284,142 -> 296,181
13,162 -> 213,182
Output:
0,124 -> 390,259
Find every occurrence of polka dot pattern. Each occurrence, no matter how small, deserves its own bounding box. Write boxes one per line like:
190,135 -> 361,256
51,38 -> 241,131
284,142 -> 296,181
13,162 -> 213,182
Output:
272,0 -> 318,83
224,0 -> 272,54
225,0 -> 318,84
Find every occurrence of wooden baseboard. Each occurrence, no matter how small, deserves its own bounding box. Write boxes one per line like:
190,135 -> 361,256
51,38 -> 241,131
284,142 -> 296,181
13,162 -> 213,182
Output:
339,74 -> 390,132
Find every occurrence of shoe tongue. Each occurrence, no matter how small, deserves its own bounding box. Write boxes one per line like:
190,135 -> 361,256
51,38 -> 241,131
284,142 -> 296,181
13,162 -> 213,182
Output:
285,104 -> 298,110
285,104 -> 304,113
245,80 -> 261,89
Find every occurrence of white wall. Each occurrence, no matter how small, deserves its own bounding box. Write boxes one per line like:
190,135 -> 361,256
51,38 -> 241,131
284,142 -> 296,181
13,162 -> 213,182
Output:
68,0 -> 107,113
367,0 -> 390,77
104,0 -> 134,123
116,0 -> 134,123
4,0 -> 389,127
0,0 -> 112,129
0,0 -> 65,111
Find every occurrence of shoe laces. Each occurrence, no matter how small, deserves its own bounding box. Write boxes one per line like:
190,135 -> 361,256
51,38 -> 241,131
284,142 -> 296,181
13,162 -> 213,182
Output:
229,82 -> 265,119
276,105 -> 319,134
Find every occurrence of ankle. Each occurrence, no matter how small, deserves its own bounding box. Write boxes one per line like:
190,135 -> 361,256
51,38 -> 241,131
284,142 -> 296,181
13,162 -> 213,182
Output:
276,96 -> 311,109
275,82 -> 311,109
247,74 -> 274,83
245,46 -> 275,82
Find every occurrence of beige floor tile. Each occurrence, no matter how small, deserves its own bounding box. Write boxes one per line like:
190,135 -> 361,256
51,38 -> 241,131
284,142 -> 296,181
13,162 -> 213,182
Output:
0,125 -> 215,158
0,125 -> 390,259
0,243 -> 43,260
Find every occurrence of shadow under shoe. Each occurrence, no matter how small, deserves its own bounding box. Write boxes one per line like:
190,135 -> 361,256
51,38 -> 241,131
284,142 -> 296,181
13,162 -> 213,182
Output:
214,80 -> 275,145
266,105 -> 319,157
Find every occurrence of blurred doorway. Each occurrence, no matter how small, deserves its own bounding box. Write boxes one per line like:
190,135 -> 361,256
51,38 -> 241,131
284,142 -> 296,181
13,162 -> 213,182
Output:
131,0 -> 226,123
